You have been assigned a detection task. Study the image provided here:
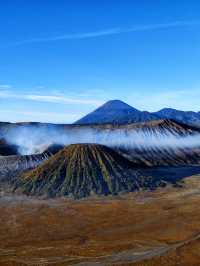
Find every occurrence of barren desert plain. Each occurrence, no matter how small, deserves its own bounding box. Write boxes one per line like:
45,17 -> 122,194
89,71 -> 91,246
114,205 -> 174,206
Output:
2,167 -> 200,266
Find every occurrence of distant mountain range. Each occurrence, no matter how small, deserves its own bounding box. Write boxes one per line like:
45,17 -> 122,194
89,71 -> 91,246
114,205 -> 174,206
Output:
154,108 -> 200,127
75,100 -> 200,127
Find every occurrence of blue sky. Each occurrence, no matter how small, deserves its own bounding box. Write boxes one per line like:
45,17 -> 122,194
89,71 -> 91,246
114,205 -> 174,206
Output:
1,0 -> 200,123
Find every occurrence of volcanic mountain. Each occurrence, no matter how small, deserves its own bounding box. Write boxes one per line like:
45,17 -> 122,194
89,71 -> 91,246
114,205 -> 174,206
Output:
2,119 -> 200,167
75,100 -> 158,125
0,153 -> 50,185
13,144 -> 166,199
0,144 -> 62,186
155,108 -> 200,128
114,119 -> 200,166
75,100 -> 200,127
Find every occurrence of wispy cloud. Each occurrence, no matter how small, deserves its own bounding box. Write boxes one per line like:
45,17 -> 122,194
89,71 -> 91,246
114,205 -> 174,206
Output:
12,20 -> 200,46
0,87 -> 101,123
0,89 -> 103,106
25,94 -> 103,105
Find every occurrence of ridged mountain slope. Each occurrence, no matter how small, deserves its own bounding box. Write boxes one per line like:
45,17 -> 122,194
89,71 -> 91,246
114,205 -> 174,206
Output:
154,108 -> 200,127
13,144 -> 162,198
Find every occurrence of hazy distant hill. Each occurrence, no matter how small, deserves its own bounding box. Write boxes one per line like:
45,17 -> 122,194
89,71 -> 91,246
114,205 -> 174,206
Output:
154,108 -> 200,127
75,100 -> 158,125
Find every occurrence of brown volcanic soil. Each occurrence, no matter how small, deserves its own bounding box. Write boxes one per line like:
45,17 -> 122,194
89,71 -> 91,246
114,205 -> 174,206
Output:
2,169 -> 200,265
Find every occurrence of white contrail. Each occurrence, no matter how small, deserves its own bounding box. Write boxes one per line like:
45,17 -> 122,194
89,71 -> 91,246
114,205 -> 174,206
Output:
12,20 -> 200,46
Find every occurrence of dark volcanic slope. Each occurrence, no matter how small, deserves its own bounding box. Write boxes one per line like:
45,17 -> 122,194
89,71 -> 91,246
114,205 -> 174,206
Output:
0,144 -> 63,185
115,120 -> 200,166
0,153 -> 50,184
110,119 -> 198,135
75,100 -> 158,125
0,139 -> 18,156
120,146 -> 200,167
14,144 -> 164,199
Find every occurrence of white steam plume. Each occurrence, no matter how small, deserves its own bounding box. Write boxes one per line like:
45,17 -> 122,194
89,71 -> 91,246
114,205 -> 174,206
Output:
2,124 -> 200,155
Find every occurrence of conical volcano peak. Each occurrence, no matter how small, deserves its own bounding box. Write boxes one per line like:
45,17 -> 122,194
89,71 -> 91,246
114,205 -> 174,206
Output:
99,100 -> 137,111
14,143 -> 142,199
75,100 -> 158,125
